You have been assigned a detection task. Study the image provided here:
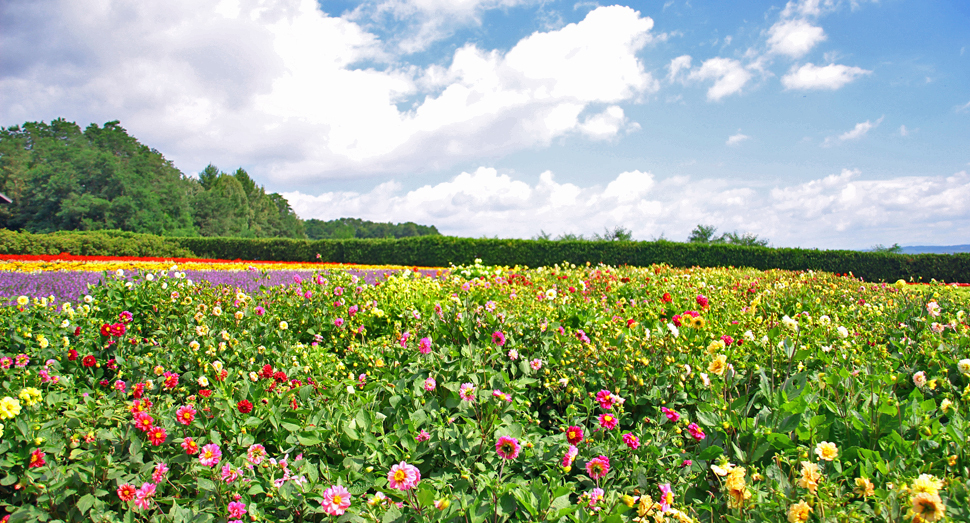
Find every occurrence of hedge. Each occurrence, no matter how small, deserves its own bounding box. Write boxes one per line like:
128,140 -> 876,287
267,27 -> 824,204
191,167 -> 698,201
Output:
0,229 -> 967,283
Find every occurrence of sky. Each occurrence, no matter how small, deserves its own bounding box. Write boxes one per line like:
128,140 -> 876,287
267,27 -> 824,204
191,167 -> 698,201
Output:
1,0 -> 969,249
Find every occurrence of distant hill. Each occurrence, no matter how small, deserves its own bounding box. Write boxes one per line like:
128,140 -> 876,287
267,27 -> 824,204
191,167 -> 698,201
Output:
900,245 -> 970,254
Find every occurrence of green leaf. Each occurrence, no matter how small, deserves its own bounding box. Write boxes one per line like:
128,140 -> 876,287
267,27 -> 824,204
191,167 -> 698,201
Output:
696,445 -> 724,461
77,494 -> 96,514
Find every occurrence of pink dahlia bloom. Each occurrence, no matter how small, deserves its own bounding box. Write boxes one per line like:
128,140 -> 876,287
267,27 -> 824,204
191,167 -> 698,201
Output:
418,337 -> 432,354
661,407 -> 680,422
596,389 -> 616,410
227,501 -> 247,519
659,483 -> 674,513
687,423 -> 706,442
495,436 -> 521,460
133,483 -> 156,510
321,485 -> 352,516
598,413 -> 619,430
199,443 -> 222,467
622,433 -> 640,450
424,377 -> 436,391
562,445 -> 578,468
387,461 -> 420,491
585,455 -> 610,480
459,383 -> 476,402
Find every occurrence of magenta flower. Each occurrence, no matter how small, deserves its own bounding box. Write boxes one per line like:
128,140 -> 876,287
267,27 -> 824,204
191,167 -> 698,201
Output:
151,463 -> 168,483
424,377 -> 436,391
492,389 -> 512,403
585,455 -> 610,480
661,407 -> 680,422
415,429 -> 431,442
387,461 -> 420,490
696,294 -> 709,308
562,445 -> 578,468
596,389 -> 616,410
321,484 -> 352,516
566,425 -> 584,445
459,382 -> 476,402
687,423 -> 706,442
418,337 -> 432,354
622,433 -> 640,450
227,501 -> 247,519
585,488 -> 604,509
133,483 -> 156,510
199,443 -> 222,467
659,483 -> 673,513
334,317 -> 344,327
492,330 -> 506,346
247,444 -> 266,465
598,413 -> 619,430
495,436 -> 521,460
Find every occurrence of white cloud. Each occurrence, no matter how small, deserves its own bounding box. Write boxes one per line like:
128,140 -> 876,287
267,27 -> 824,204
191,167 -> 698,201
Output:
899,125 -> 910,137
284,166 -> 970,248
353,0 -> 537,54
667,55 -> 692,83
0,1 -> 660,186
957,99 -> 970,113
687,58 -> 752,101
781,63 -> 871,90
780,0 -> 838,19
822,116 -> 883,146
767,19 -> 826,58
726,131 -> 751,146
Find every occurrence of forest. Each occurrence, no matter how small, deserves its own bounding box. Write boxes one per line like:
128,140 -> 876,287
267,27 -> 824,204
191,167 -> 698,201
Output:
0,119 -> 441,240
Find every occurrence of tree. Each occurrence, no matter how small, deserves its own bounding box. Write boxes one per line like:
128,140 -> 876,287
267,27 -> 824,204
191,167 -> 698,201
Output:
593,226 -> 633,241
688,224 -> 720,243
872,243 -> 902,253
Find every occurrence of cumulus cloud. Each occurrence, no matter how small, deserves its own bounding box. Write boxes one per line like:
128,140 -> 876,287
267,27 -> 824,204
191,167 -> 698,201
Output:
284,166 -> 970,248
726,131 -> 750,146
687,58 -> 752,101
0,1 -> 659,186
822,116 -> 883,146
781,63 -> 871,90
666,55 -> 692,83
767,19 -> 826,58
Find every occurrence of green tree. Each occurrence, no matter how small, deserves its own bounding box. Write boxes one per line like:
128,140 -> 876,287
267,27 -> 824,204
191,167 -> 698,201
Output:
688,224 -> 720,243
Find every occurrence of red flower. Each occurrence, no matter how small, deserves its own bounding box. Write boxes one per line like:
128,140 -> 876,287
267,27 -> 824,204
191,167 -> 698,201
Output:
662,292 -> 672,303
566,425 -> 584,445
82,355 -> 96,367
117,483 -> 137,501
237,400 -> 253,414
148,426 -> 167,446
110,323 -> 126,337
106,358 -> 118,370
273,371 -> 287,383
99,379 -> 110,387
68,349 -> 78,361
100,324 -> 112,337
198,389 -> 212,398
73,326 -> 81,336
259,364 -> 274,379
28,449 -> 46,468
133,412 -> 154,432
132,382 -> 145,399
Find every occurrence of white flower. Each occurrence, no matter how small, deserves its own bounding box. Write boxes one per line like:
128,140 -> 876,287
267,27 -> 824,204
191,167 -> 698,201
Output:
170,264 -> 178,272
545,289 -> 557,300
926,301 -> 941,317
211,361 -> 224,373
744,330 -> 754,341
957,359 -> 970,375
83,295 -> 93,304
782,315 -> 799,332
819,315 -> 831,325
837,326 -> 849,338
116,269 -> 124,277
145,273 -> 154,282
198,376 -> 209,387
60,319 -> 70,328
667,323 -> 679,338
699,373 -> 711,387
913,371 -> 927,388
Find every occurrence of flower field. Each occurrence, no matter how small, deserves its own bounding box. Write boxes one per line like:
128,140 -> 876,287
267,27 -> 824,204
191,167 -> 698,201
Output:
1,256 -> 969,523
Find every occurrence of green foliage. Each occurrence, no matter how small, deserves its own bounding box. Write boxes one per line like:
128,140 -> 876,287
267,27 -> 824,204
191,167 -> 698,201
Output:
0,120 -> 305,239
0,229 -> 193,257
872,243 -> 903,253
304,218 -> 440,240
688,225 -> 769,247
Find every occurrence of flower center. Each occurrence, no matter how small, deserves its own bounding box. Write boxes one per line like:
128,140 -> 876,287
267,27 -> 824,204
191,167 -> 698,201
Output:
333,495 -> 343,505
394,469 -> 408,482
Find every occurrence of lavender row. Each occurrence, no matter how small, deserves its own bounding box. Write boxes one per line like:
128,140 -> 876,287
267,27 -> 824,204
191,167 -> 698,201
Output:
0,268 -> 442,303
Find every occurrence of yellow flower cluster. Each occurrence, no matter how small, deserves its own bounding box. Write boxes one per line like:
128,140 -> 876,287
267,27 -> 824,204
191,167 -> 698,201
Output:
0,396 -> 21,420
18,387 -> 42,407
907,474 -> 945,522
797,461 -> 822,493
787,500 -> 812,523
725,467 -> 751,509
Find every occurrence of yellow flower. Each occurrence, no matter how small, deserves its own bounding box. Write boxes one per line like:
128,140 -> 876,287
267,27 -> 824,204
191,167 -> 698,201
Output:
911,492 -> 945,522
16,296 -> 28,306
708,354 -> 727,376
279,321 -> 288,330
940,398 -> 952,413
18,387 -> 42,407
797,461 -> 822,493
815,441 -> 838,461
0,397 -> 22,420
690,316 -> 706,329
706,340 -> 725,355
911,474 -> 942,497
854,477 -> 875,497
787,500 -> 812,523
725,467 -> 750,509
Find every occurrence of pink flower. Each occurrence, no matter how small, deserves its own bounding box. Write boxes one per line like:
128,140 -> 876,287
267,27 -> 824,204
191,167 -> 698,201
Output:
566,426 -> 584,445
387,461 -> 421,491
247,444 -> 266,465
151,462 -> 169,483
696,294 -> 709,308
114,380 -> 126,391
585,488 -> 604,509
418,337 -> 432,354
622,433 -> 640,450
661,407 -> 680,422
334,317 -> 344,327
529,359 -> 543,370
227,501 -> 247,519
459,383 -> 476,402
175,405 -> 196,426
415,429 -> 431,442
133,483 -> 156,510
596,389 -> 616,410
598,413 -> 619,430
585,455 -> 610,480
221,464 -> 240,483
321,485 -> 352,516
721,335 -> 734,346
687,423 -> 706,442
199,443 -> 222,467
562,445 -> 578,468
423,377 -> 436,391
492,330 -> 506,346
495,436 -> 521,460
492,389 -> 512,403
659,483 -> 673,513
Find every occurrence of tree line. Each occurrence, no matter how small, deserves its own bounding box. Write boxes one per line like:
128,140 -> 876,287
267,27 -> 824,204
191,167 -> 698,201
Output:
0,119 -> 441,240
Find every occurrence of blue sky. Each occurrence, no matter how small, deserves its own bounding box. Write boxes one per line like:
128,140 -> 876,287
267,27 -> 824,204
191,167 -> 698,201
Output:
1,0 -> 968,248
